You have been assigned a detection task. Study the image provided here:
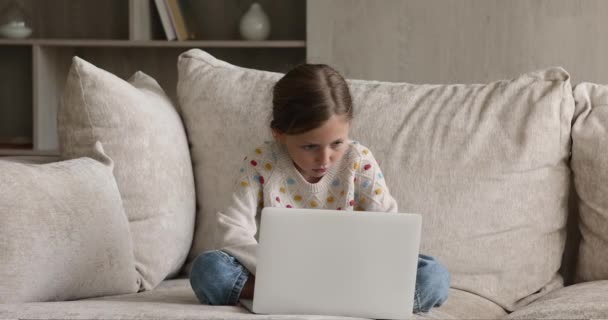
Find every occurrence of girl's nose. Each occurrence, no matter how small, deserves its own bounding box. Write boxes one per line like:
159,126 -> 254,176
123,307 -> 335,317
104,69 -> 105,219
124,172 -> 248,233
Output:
318,149 -> 331,165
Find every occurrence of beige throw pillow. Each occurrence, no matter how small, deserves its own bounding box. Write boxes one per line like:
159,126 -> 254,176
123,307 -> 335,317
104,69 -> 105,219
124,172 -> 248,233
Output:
59,57 -> 196,290
571,82 -> 608,282
0,142 -> 139,302
177,49 -> 574,311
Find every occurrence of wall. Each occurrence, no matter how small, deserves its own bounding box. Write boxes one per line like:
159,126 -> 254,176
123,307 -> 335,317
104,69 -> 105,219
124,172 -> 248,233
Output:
308,0 -> 608,84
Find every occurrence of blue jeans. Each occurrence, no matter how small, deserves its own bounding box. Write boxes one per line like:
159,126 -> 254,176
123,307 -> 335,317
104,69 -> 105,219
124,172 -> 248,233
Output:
190,250 -> 450,314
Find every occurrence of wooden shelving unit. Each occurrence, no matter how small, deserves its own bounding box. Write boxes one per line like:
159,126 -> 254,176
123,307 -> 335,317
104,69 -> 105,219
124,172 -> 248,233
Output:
0,149 -> 60,157
0,0 -> 307,156
0,39 -> 307,48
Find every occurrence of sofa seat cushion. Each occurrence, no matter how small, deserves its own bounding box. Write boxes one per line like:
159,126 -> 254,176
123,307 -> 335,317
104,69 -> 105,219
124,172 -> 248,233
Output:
0,279 -> 507,320
506,280 -> 608,319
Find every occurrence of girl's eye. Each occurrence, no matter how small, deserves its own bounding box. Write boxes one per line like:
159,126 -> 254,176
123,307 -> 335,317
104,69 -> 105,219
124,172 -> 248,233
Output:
302,145 -> 317,151
332,141 -> 343,148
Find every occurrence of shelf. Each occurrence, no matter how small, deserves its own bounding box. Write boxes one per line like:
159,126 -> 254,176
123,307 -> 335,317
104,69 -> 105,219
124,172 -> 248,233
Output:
0,39 -> 306,48
0,0 -> 307,156
0,149 -> 60,157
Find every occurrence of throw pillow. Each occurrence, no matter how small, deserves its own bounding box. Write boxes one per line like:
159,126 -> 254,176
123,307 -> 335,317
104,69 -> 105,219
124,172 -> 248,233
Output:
571,82 -> 608,282
0,142 -> 139,302
59,57 -> 196,290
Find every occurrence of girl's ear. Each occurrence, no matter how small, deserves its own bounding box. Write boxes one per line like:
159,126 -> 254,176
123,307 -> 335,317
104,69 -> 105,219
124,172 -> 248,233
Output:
271,128 -> 286,144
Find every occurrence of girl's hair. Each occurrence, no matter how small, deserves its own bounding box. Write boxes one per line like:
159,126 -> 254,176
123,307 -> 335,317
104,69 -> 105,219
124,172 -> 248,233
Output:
271,64 -> 353,135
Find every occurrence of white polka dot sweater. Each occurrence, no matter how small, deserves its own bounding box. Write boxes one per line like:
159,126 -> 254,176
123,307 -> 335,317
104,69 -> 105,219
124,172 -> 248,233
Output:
216,140 -> 398,275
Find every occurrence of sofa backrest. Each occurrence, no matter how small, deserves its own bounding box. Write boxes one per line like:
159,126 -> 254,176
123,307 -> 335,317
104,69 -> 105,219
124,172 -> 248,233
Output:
177,49 -> 575,311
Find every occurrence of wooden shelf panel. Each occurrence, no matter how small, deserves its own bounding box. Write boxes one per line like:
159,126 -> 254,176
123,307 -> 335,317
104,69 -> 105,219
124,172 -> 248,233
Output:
0,39 -> 306,48
0,149 -> 60,157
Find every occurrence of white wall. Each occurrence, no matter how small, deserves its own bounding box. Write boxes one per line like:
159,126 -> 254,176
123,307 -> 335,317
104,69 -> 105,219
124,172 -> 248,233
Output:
308,0 -> 608,84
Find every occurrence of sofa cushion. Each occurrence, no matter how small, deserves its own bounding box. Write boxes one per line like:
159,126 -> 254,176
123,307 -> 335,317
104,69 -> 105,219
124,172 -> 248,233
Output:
571,83 -> 608,282
0,279 -> 507,319
59,57 -> 196,290
506,281 -> 608,319
177,49 -> 574,311
0,142 -> 139,303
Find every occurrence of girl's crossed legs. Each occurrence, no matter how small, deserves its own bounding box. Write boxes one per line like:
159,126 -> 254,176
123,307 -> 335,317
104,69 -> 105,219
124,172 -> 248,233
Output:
189,250 -> 450,314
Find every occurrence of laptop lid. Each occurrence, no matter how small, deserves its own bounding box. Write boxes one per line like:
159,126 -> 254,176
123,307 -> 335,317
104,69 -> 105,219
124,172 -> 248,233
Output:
250,208 -> 421,319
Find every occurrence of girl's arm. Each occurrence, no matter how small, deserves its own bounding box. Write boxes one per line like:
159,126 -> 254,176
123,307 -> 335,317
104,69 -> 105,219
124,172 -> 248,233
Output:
215,151 -> 264,275
353,146 -> 399,213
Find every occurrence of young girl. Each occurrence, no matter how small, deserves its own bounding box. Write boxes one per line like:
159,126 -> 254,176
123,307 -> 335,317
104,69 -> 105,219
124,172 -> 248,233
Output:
189,64 -> 450,314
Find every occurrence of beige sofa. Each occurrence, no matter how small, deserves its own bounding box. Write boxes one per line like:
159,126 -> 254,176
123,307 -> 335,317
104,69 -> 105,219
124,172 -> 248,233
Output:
1,49 -> 608,319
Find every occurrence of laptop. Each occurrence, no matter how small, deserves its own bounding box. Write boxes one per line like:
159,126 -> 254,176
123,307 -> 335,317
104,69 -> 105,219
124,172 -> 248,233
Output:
240,207 -> 421,320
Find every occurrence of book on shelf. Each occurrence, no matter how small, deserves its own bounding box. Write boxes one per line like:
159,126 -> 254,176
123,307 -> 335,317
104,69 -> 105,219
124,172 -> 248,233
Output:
177,0 -> 198,40
165,0 -> 193,41
129,0 -> 153,40
154,0 -> 177,40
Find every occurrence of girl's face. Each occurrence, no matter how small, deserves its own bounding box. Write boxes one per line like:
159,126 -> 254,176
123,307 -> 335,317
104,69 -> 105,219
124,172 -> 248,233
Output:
275,114 -> 350,183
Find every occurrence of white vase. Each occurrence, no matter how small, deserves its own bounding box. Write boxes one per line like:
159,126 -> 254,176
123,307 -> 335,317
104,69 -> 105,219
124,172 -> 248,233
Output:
239,2 -> 270,41
0,1 -> 32,39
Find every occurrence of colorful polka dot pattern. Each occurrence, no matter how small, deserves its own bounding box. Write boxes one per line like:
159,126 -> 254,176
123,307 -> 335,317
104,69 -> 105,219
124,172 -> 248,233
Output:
235,142 -> 395,213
